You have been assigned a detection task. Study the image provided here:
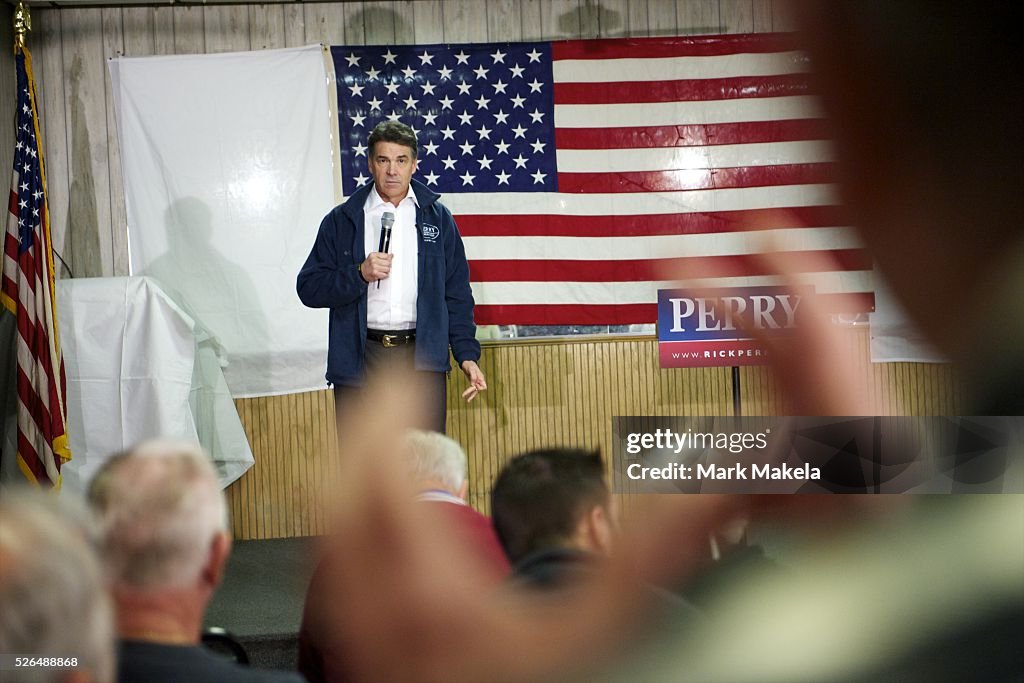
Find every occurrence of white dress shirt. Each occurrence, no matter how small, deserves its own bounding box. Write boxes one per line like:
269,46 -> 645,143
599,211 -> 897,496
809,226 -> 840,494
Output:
364,187 -> 419,330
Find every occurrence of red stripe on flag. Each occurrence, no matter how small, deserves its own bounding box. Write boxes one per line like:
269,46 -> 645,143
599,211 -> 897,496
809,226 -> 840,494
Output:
16,431 -> 48,482
557,163 -> 835,194
553,73 -> 811,105
551,33 -> 802,60
16,365 -> 54,443
818,292 -> 875,313
1,277 -> 16,303
554,119 -> 830,150
5,231 -> 20,260
474,292 -> 875,327
458,206 -> 847,238
476,303 -> 656,326
469,249 -> 872,283
16,249 -> 38,305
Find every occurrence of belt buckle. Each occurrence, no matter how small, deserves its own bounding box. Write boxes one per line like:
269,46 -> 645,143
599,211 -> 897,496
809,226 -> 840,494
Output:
382,334 -> 398,348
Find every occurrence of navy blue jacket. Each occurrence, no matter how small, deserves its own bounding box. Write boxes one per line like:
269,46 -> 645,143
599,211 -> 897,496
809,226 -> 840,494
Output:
297,179 -> 480,386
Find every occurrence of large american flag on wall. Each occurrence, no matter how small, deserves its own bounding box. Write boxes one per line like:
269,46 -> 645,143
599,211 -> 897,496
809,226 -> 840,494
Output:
2,48 -> 71,487
331,34 -> 872,326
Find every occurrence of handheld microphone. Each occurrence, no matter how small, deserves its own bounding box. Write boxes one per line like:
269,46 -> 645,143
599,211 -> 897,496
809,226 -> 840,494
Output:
377,211 -> 395,289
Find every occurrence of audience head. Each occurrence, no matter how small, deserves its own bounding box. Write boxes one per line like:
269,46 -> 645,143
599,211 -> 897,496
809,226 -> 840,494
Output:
491,448 -> 614,565
87,439 -> 230,593
404,430 -> 469,499
0,488 -> 115,683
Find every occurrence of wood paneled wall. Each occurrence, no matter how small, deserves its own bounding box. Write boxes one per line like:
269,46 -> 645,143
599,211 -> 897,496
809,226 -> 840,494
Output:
228,328 -> 966,540
27,0 -> 789,280
21,1 -> 961,540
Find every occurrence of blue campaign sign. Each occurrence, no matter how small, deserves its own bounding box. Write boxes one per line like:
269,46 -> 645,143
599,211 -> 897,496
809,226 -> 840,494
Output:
657,286 -> 812,368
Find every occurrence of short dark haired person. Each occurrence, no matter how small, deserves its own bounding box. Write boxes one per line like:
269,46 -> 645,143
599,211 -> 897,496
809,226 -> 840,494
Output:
491,448 -> 616,588
297,120 -> 486,433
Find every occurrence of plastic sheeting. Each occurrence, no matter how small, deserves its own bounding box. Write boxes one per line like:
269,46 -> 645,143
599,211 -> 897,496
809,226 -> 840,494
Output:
48,277 -> 253,492
110,45 -> 337,397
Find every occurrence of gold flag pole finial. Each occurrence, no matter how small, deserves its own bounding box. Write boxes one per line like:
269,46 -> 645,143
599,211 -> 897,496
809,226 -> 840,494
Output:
14,1 -> 32,53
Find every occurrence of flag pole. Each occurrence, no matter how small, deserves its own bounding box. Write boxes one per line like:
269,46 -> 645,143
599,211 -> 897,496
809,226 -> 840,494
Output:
13,1 -> 31,53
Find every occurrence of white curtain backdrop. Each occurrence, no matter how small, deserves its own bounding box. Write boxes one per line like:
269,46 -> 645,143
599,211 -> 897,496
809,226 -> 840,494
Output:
110,45 -> 337,397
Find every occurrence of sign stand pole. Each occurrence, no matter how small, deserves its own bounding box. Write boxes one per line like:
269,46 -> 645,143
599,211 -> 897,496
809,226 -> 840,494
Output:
731,366 -> 742,416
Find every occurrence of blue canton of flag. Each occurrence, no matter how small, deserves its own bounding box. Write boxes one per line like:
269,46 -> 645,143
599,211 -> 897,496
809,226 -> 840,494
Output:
11,61 -> 42,256
332,43 -> 557,195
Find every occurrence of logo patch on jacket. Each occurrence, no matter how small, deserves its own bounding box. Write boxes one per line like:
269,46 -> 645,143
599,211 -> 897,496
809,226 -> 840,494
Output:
421,223 -> 439,242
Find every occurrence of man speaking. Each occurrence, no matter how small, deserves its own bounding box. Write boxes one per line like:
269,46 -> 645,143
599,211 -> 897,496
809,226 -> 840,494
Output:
298,121 -> 486,433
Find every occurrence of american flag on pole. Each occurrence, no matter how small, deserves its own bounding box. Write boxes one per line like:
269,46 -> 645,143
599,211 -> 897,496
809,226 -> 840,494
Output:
2,47 -> 71,487
331,34 -> 873,326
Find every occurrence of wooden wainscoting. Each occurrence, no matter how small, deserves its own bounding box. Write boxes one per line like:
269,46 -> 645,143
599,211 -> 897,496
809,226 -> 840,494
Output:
225,328 -> 967,540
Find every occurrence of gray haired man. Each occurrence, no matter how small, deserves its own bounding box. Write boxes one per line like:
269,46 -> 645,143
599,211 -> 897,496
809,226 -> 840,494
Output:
87,440 -> 304,683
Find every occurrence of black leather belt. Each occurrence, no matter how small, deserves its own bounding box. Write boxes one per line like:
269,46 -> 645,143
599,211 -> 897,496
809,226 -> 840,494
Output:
367,329 -> 416,348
